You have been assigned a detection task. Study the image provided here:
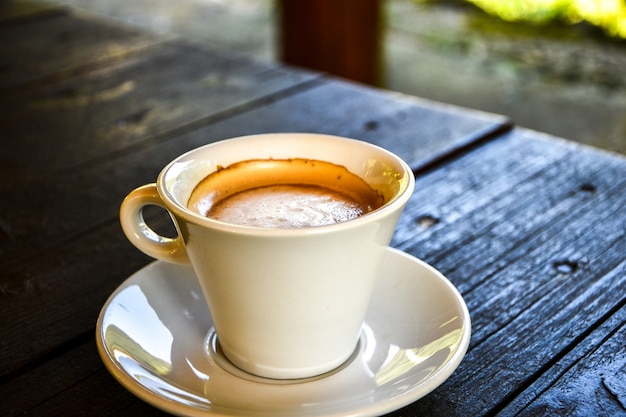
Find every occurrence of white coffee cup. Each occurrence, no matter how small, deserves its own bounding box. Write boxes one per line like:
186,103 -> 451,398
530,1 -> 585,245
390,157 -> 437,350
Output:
120,133 -> 414,379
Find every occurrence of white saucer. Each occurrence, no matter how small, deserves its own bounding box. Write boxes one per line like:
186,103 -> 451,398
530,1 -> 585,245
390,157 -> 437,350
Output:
96,248 -> 471,417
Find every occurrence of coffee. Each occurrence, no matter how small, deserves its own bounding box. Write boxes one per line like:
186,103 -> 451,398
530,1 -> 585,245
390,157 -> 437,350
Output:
187,158 -> 384,228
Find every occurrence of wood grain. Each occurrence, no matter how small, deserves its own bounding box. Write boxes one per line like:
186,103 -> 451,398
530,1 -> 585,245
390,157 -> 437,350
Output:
164,78 -> 511,172
0,0 -> 66,24
0,339 -> 171,416
0,38 -> 318,192
387,129 -> 626,416
501,300 -> 626,416
0,78 -> 507,267
0,9 -> 158,92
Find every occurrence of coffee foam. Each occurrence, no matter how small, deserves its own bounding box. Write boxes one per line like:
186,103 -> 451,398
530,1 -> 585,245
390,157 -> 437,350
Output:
187,159 -> 385,228
209,184 -> 368,228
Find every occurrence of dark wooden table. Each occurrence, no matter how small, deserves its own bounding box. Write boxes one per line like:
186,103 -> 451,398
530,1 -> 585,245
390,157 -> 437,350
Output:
2,2 -> 625,416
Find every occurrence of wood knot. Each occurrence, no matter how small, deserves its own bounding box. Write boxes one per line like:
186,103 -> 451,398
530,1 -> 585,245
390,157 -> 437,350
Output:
416,215 -> 439,228
118,108 -> 151,128
579,183 -> 596,193
364,120 -> 379,131
553,258 -> 586,275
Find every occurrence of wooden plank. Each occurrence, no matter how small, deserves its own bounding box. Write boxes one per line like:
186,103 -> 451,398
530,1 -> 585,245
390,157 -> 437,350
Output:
0,0 -> 66,24
402,153 -> 623,295
499,294 -> 626,416
0,39 -> 318,192
442,174 -> 624,343
388,129 -> 626,415
0,9 -> 159,92
0,339 -> 169,416
392,128 -> 576,247
0,219 -> 153,380
0,127 -> 193,267
0,77 -> 508,266
167,78 -> 511,172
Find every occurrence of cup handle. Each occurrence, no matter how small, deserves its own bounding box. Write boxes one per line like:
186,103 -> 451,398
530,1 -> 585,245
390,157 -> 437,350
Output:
120,184 -> 190,264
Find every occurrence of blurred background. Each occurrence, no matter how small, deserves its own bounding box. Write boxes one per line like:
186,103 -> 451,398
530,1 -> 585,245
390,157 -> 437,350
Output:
52,0 -> 626,154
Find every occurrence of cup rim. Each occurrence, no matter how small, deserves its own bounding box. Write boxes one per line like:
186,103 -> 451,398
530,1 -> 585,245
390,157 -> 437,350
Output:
156,133 -> 415,236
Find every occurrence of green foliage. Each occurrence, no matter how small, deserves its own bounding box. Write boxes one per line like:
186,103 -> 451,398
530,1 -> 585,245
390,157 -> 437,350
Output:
415,0 -> 626,38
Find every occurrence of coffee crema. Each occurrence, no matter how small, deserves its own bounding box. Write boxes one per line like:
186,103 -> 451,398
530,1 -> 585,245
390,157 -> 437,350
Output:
187,158 -> 384,228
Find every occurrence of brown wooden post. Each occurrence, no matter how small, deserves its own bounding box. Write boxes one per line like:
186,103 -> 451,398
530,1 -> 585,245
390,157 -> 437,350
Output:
279,0 -> 382,86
